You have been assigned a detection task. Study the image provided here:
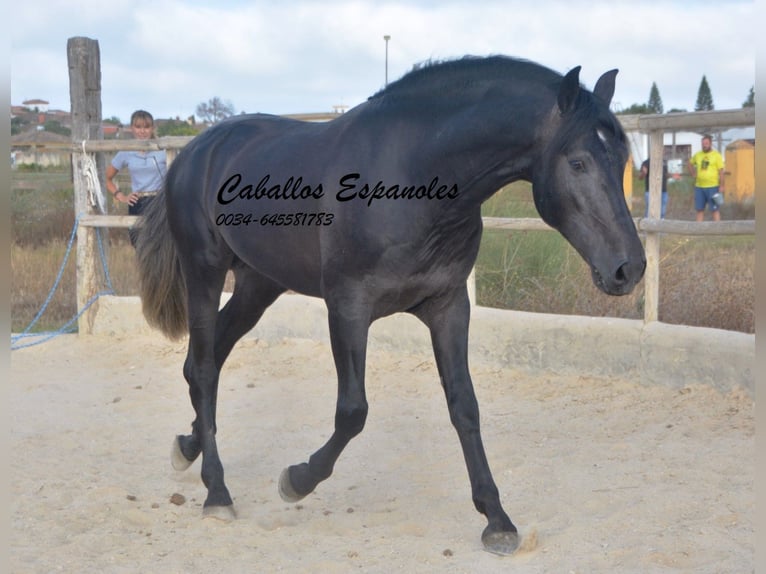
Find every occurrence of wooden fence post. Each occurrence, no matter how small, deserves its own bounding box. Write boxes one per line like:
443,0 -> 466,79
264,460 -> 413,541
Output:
643,129 -> 664,323
68,36 -> 106,335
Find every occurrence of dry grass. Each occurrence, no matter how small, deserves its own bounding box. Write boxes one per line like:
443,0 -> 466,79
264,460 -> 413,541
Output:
476,232 -> 754,334
11,236 -> 139,333
657,236 -> 754,332
11,240 -> 77,333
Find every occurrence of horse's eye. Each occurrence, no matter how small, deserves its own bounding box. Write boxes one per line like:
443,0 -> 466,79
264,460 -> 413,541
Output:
570,160 -> 586,173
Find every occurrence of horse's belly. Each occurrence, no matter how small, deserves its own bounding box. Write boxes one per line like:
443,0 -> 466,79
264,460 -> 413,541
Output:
221,226 -> 324,296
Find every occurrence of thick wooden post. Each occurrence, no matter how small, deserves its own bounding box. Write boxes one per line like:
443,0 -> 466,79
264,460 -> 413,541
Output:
68,37 -> 106,334
643,129 -> 664,323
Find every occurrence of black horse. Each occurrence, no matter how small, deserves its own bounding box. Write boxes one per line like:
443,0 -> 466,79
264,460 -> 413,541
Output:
136,55 -> 645,555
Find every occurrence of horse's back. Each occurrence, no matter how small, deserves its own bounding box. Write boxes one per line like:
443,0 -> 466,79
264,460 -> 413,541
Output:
163,107 -> 485,303
175,114 -> 317,171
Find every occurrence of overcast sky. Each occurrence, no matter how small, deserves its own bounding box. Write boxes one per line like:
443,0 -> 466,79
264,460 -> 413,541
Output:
11,0 -> 755,124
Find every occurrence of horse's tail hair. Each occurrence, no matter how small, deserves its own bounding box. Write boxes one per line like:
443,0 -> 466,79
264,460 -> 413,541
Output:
135,189 -> 188,340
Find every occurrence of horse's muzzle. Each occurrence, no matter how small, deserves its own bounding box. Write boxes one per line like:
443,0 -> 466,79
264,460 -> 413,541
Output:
591,256 -> 646,296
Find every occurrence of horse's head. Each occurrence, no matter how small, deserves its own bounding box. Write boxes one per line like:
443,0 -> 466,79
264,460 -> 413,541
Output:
532,67 -> 645,295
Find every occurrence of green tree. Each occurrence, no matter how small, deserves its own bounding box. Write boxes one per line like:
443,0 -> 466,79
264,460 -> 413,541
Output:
157,119 -> 199,137
195,97 -> 235,124
43,120 -> 71,136
743,86 -> 754,108
616,103 -> 652,115
694,75 -> 714,111
648,82 -> 663,113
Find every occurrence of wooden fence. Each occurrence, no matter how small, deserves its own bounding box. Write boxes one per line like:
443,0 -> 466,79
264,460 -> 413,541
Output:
67,37 -> 755,333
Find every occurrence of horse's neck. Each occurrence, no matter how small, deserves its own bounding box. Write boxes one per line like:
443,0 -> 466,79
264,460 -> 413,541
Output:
345,91 -> 550,209
415,121 -> 538,208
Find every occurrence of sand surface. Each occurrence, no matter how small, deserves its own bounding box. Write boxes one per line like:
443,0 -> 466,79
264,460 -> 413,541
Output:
10,332 -> 754,573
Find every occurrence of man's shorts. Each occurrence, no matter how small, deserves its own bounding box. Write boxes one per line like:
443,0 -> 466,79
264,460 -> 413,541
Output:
695,186 -> 720,212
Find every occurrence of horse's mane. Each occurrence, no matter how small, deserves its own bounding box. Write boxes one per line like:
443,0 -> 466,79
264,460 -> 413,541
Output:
366,55 -> 625,148
369,55 -> 561,102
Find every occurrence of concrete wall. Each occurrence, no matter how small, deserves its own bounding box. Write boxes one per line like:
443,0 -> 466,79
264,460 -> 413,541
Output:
92,294 -> 754,396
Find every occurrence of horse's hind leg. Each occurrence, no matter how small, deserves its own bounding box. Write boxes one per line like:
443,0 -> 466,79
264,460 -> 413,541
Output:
171,254 -> 236,520
279,297 -> 370,501
413,286 -> 519,555
173,265 -> 285,473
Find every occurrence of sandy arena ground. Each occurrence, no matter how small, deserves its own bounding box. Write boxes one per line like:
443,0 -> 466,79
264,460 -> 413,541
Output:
10,332 -> 754,573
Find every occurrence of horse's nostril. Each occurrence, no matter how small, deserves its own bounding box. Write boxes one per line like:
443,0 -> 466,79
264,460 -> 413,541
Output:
614,260 -> 629,284
613,257 -> 646,288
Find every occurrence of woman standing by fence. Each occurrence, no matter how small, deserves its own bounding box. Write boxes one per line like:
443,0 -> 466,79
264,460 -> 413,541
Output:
105,110 -> 167,245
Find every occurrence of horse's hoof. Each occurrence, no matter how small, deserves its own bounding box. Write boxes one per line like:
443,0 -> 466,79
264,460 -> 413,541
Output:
278,467 -> 307,503
481,527 -> 520,556
170,436 -> 195,471
202,504 -> 236,522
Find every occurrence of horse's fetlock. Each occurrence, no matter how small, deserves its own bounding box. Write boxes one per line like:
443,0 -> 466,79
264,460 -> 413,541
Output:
472,483 -> 502,515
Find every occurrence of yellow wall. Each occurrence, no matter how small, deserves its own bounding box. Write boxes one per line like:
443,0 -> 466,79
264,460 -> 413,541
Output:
725,142 -> 755,201
623,158 -> 633,204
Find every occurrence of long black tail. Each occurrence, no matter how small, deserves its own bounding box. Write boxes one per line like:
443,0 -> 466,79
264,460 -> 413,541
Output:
134,189 -> 188,340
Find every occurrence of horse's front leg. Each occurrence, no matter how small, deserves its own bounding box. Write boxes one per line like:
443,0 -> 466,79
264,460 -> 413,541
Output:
279,299 -> 370,501
415,286 -> 519,555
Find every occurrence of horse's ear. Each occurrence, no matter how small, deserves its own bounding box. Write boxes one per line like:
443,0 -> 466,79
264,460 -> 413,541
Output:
558,66 -> 581,114
593,69 -> 618,106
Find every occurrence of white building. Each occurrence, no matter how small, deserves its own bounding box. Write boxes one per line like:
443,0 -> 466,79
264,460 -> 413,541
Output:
21,99 -> 49,113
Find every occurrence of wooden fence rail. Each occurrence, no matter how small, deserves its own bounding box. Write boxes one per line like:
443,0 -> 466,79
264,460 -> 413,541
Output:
67,36 -> 754,333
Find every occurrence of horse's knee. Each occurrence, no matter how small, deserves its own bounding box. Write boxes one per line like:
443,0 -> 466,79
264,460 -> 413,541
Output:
335,401 -> 368,437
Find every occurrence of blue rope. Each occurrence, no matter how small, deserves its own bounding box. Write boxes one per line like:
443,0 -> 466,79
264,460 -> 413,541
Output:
11,215 -> 116,351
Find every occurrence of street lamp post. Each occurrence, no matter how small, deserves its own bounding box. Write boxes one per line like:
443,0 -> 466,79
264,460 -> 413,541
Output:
383,35 -> 391,87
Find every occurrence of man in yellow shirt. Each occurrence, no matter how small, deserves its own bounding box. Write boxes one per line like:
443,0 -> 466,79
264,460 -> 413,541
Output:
688,134 -> 725,221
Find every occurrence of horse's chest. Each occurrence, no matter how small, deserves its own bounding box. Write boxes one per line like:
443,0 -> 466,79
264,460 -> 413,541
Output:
355,218 -> 482,305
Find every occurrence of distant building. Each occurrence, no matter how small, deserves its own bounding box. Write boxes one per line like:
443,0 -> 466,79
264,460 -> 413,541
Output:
10,129 -> 70,167
102,124 -> 120,137
21,99 -> 50,113
11,105 -> 29,117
